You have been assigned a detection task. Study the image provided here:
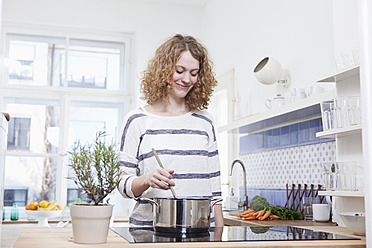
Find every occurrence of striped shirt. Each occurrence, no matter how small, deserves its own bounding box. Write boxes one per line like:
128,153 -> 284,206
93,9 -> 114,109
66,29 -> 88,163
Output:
117,107 -> 222,227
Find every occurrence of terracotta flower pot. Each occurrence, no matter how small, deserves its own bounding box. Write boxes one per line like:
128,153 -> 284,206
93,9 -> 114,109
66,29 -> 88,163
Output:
70,204 -> 113,244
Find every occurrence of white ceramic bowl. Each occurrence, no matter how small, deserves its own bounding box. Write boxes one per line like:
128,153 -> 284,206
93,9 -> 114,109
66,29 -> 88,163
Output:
339,212 -> 365,235
312,204 -> 330,222
25,210 -> 62,227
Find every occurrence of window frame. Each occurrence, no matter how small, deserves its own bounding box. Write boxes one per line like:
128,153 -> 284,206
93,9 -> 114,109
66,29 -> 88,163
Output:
0,22 -> 136,220
0,21 -> 134,92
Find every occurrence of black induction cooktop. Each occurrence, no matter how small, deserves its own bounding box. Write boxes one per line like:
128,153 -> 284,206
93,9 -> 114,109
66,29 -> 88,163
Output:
110,226 -> 360,243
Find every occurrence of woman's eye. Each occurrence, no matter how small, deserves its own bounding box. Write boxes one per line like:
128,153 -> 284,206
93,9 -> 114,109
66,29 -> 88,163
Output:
191,72 -> 198,77
176,70 -> 183,74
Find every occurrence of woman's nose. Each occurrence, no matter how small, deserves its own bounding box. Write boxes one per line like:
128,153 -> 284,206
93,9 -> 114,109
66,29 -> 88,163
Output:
182,72 -> 191,83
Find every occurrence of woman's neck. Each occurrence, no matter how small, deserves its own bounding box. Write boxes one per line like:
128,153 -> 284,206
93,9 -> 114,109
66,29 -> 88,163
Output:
145,99 -> 189,116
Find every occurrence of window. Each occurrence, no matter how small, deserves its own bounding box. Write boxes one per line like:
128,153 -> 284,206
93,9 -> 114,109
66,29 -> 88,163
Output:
5,34 -> 65,87
210,69 -> 238,202
7,117 -> 31,150
4,188 -> 28,207
5,34 -> 125,90
66,102 -> 121,205
63,39 -> 123,90
0,24 -> 134,220
8,42 -> 35,80
66,189 -> 90,206
4,100 -> 61,205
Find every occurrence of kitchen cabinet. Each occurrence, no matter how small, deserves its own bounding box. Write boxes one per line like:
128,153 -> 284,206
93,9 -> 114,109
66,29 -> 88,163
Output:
217,65 -> 359,136
316,124 -> 361,139
218,65 -> 364,227
218,90 -> 336,134
318,191 -> 363,197
316,65 -> 364,227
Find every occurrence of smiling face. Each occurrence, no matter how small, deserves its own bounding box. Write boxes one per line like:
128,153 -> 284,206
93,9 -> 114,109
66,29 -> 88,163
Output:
171,50 -> 200,100
141,34 -> 216,111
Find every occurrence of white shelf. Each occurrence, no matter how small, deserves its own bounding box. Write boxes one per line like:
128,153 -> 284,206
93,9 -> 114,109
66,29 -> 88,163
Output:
318,191 -> 364,197
317,65 -> 360,83
218,90 -> 336,133
316,125 -> 362,138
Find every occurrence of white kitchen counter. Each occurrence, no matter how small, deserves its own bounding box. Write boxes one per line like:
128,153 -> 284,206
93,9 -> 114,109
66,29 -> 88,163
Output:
2,220 -> 366,248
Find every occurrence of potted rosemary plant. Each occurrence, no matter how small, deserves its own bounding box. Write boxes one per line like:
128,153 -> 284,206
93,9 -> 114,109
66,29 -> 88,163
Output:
68,131 -> 121,244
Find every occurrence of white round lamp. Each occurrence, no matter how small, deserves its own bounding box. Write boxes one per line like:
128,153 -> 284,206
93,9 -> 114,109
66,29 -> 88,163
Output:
253,57 -> 290,88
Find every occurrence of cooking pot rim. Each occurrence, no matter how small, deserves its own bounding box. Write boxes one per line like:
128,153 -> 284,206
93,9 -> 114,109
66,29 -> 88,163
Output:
137,197 -> 222,207
152,197 -> 213,200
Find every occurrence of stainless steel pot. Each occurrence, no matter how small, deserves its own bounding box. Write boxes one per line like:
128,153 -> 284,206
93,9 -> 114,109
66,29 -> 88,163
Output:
140,197 -> 222,235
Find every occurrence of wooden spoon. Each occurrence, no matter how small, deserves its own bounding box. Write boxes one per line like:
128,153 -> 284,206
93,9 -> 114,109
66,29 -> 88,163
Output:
151,148 -> 177,198
1,112 -> 10,121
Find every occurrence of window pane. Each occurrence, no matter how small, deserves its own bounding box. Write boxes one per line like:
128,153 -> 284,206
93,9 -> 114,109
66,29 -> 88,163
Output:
6,101 -> 60,153
7,117 -> 31,150
4,100 -> 61,205
4,189 -> 28,207
4,155 -> 58,205
62,39 -> 123,90
6,34 -> 66,87
66,103 -> 119,205
66,189 -> 90,206
5,34 -> 125,90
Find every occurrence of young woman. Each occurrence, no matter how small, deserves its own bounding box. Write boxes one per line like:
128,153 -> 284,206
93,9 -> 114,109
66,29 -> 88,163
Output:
118,34 -> 223,228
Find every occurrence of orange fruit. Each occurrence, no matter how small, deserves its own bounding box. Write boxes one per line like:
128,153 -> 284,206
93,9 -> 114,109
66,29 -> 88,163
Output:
25,203 -> 37,210
56,205 -> 61,210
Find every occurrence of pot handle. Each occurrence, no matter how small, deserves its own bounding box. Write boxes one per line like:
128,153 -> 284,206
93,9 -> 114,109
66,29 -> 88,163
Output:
135,198 -> 158,206
211,198 -> 223,207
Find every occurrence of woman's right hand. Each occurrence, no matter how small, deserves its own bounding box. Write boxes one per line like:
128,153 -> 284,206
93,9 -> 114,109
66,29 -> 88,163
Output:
132,168 -> 175,197
144,168 -> 175,190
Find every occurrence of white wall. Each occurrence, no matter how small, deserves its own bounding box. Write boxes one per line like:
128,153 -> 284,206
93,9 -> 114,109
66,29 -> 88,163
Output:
332,0 -> 359,54
202,0 -> 340,116
2,0 -> 359,114
1,0 -> 205,104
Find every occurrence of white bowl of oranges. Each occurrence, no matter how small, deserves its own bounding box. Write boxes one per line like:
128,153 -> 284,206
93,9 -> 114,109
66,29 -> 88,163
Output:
25,200 -> 62,227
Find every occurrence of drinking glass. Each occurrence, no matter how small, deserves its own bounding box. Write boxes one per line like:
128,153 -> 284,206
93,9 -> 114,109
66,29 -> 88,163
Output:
348,96 -> 361,126
334,97 -> 349,129
338,161 -> 357,191
340,51 -> 354,68
321,100 -> 336,131
352,48 -> 360,65
303,196 -> 314,221
355,162 -> 364,191
322,163 -> 341,190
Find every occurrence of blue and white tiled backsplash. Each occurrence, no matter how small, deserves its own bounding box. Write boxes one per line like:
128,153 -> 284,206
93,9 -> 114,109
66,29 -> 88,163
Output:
235,118 -> 335,206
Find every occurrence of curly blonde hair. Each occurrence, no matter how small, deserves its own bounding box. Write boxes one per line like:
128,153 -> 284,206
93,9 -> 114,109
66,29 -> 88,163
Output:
140,34 -> 217,111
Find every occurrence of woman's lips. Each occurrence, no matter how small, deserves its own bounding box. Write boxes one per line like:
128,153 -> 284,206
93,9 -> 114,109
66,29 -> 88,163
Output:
176,83 -> 190,90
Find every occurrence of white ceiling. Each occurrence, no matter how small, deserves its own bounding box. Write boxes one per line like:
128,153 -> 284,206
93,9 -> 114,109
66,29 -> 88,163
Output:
134,0 -> 209,7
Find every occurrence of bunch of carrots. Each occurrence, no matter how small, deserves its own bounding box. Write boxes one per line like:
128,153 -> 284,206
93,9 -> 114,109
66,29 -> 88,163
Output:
230,209 -> 279,221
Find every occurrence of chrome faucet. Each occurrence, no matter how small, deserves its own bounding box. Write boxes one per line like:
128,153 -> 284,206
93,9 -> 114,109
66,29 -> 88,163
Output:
230,159 -> 248,210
